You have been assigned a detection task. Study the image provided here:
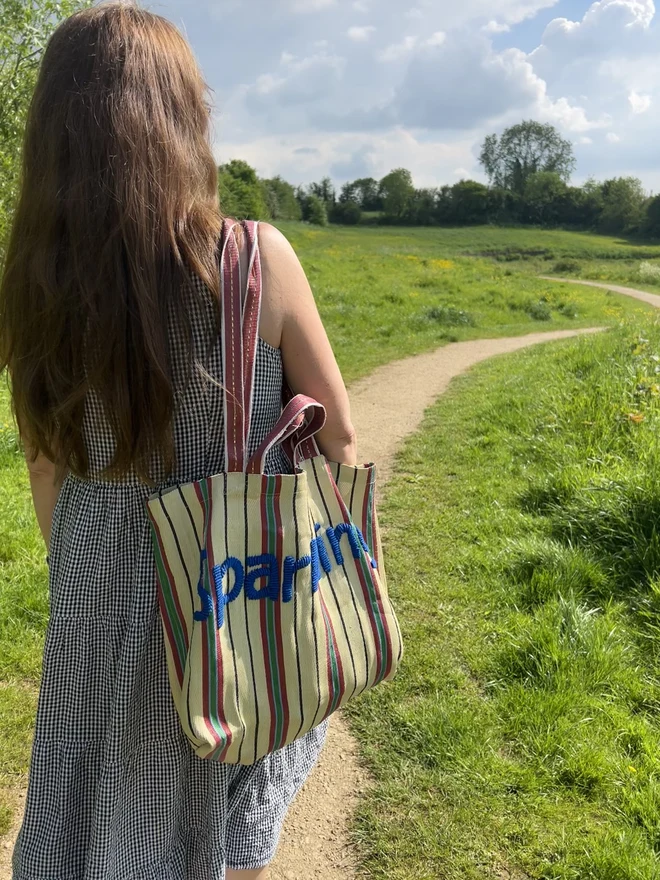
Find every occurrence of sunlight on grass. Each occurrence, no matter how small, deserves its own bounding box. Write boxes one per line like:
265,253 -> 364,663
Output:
276,222 -> 660,382
345,315 -> 660,878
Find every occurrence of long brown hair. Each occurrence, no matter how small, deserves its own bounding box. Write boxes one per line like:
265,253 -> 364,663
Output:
0,0 -> 224,484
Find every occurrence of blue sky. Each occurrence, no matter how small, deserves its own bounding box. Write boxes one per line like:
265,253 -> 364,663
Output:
145,0 -> 659,192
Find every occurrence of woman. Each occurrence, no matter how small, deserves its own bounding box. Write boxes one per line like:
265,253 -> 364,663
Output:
0,3 -> 357,879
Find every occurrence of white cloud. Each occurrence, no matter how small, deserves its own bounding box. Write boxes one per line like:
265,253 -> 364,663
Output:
245,51 -> 346,109
425,31 -> 446,47
348,25 -> 376,41
482,20 -> 511,33
204,0 -> 659,191
377,36 -> 417,62
254,73 -> 285,95
289,0 -> 336,10
629,90 -> 651,113
215,128 -> 475,188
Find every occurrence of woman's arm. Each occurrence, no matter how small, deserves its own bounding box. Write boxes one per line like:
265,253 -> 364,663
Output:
25,456 -> 66,551
258,223 -> 358,466
18,422 -> 67,551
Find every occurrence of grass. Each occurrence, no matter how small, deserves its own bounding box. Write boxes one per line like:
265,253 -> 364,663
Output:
276,223 -> 660,382
0,382 -> 46,814
344,314 -> 660,878
1,222 -> 660,852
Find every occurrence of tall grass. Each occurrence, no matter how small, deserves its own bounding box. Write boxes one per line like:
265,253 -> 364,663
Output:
346,315 -> 660,878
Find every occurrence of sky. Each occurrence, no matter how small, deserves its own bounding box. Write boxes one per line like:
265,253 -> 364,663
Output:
144,0 -> 659,193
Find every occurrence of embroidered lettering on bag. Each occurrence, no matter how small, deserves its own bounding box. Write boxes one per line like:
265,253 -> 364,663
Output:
282,554 -> 311,603
245,553 -> 280,601
194,522 -> 376,628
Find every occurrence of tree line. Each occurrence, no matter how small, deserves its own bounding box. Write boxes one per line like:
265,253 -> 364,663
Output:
220,121 -> 660,239
2,4 -> 658,248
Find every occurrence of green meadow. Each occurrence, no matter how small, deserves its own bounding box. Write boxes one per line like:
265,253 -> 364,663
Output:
2,224 -> 660,871
277,222 -> 660,381
348,320 -> 660,878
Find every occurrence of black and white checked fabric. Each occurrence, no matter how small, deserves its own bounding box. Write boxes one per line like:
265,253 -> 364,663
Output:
12,273 -> 330,880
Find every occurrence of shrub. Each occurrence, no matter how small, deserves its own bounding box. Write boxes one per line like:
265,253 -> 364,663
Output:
639,261 -> 660,284
557,300 -> 579,318
552,259 -> 582,275
526,300 -> 552,321
425,306 -> 476,327
307,195 -> 328,227
330,200 -> 362,225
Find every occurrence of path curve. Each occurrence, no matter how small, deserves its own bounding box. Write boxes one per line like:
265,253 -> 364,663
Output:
270,327 -> 604,880
540,276 -> 660,310
0,327 -> 605,880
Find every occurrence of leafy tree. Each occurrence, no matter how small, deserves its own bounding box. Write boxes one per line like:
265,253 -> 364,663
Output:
379,168 -> 415,221
306,194 -> 328,226
645,195 -> 660,239
523,171 -> 567,225
261,176 -> 301,221
218,159 -> 269,220
339,182 -> 358,203
352,177 -> 381,211
330,200 -> 362,225
449,180 -> 490,225
479,121 -> 576,195
0,0 -> 92,251
486,187 -> 523,225
554,183 -> 602,230
598,177 -> 647,235
406,188 -> 437,225
309,176 -> 335,206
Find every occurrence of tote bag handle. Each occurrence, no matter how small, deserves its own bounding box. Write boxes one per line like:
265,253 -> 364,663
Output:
220,219 -> 325,473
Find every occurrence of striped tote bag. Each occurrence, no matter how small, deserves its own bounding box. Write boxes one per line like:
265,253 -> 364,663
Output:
146,219 -> 403,765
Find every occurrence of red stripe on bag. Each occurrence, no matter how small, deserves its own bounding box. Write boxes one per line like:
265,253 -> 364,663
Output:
207,477 -> 233,761
361,472 -> 392,682
150,515 -> 186,687
318,585 -> 345,720
193,483 -> 226,746
272,475 -> 290,748
260,478 -> 278,756
222,221 -> 245,472
241,221 -> 262,453
328,465 -> 384,686
194,480 -> 233,759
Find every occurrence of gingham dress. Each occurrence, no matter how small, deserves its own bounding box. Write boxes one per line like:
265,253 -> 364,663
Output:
12,270 -> 330,880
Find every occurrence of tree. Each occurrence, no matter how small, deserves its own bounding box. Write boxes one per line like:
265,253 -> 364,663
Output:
449,180 -> 490,225
261,176 -> 302,221
598,177 -> 647,235
306,195 -> 328,226
330,200 -> 362,225
379,168 -> 415,221
352,177 -> 381,211
523,171 -> 568,225
645,195 -> 660,239
406,188 -> 437,225
0,0 -> 92,251
218,159 -> 269,220
479,121 -> 576,195
309,176 -> 335,206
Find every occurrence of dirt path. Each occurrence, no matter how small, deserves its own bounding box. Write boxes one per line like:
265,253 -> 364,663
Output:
0,326 -> 605,880
540,276 -> 660,310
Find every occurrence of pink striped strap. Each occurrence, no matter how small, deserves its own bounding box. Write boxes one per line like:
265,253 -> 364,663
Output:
246,395 -> 326,474
221,218 -> 262,472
